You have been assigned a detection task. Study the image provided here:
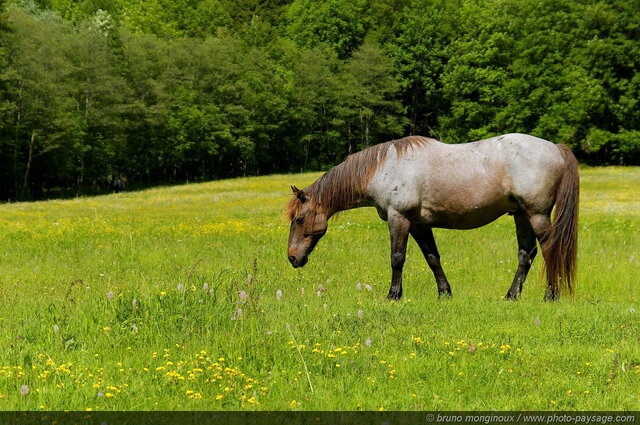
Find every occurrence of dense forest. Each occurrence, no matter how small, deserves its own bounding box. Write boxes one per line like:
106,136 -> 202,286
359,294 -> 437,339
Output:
1,0 -> 639,200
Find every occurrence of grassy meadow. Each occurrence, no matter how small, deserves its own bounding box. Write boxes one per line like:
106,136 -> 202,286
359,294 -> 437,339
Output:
0,167 -> 638,411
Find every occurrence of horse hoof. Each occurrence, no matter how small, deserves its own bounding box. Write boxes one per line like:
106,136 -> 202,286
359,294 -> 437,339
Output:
504,292 -> 518,301
438,290 -> 453,299
386,292 -> 401,301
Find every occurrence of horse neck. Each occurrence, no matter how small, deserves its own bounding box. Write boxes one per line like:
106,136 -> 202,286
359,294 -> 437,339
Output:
310,167 -> 371,218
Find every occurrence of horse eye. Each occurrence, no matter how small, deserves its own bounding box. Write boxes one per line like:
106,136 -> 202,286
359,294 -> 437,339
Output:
296,217 -> 305,224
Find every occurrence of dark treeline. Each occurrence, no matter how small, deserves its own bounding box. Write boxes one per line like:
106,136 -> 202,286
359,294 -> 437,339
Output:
1,0 -> 639,200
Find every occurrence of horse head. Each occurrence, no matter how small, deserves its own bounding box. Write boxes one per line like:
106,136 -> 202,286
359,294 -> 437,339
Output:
286,185 -> 328,268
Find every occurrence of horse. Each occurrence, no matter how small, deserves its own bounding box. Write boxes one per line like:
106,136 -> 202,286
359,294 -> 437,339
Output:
286,133 -> 579,301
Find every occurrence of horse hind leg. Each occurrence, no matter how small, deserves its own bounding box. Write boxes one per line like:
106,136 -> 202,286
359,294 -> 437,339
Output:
505,213 -> 537,300
410,224 -> 452,298
527,213 -> 558,301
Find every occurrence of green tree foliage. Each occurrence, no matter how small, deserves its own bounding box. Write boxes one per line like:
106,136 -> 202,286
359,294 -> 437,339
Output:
0,0 -> 639,200
286,0 -> 368,59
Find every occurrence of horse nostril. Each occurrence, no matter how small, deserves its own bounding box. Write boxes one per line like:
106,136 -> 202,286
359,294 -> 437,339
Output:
288,256 -> 296,264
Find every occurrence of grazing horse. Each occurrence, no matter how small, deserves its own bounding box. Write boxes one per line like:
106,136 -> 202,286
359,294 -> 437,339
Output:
286,133 -> 579,301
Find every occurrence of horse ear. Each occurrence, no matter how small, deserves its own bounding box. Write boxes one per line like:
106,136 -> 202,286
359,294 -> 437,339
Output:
290,185 -> 307,202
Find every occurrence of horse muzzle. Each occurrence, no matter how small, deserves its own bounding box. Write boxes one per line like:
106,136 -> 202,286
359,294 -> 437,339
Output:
288,255 -> 308,268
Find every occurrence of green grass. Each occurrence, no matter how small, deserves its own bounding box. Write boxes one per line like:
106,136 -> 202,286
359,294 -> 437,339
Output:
0,167 -> 638,411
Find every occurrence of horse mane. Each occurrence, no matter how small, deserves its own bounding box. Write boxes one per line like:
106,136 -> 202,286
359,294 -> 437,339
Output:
286,136 -> 434,219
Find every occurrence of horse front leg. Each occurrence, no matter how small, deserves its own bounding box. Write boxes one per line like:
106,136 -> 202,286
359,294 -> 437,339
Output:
410,224 -> 452,298
387,210 -> 410,301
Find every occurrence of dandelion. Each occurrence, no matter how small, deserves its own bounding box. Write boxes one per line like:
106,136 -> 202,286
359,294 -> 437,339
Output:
356,282 -> 362,291
203,283 -> 209,291
53,324 -> 59,333
534,317 -> 541,326
216,395 -> 223,400
365,338 -> 372,347
106,291 -> 114,301
290,400 -> 297,408
132,298 -> 138,309
276,289 -> 283,300
357,309 -> 364,318
238,290 -> 247,301
364,284 -> 372,291
160,291 -> 167,296
20,385 -> 29,395
177,284 -> 184,291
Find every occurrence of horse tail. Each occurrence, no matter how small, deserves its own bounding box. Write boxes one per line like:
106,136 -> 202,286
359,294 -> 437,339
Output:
542,144 -> 579,297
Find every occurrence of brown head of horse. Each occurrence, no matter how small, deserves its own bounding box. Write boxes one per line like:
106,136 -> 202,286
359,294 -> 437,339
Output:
286,134 -> 579,301
286,185 -> 328,268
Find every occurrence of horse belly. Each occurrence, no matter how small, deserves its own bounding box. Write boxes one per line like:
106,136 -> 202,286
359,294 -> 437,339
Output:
420,193 -> 517,229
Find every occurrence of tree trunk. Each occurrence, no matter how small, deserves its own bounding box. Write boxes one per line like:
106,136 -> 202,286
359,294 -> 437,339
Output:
22,131 -> 35,198
13,82 -> 23,198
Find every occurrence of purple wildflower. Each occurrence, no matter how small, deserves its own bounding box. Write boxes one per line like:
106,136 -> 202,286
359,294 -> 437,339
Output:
53,324 -> 59,333
231,308 -> 243,321
276,289 -> 283,300
20,385 -> 29,395
132,298 -> 138,309
238,290 -> 247,301
365,338 -> 372,347
357,309 -> 364,318
364,284 -> 372,291
106,291 -> 114,301
534,317 -> 541,326
356,282 -> 362,291
177,284 -> 184,291
468,344 -> 475,352
203,283 -> 209,291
